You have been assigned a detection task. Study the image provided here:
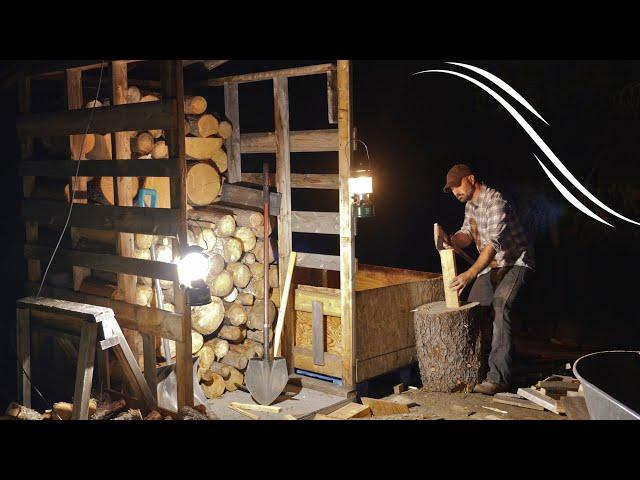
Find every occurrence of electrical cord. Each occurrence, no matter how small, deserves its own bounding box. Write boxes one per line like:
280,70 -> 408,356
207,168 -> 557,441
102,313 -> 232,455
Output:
17,61 -> 106,417
36,61 -> 106,298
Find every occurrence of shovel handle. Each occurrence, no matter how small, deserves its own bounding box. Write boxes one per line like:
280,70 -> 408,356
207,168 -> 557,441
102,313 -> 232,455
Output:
263,162 -> 270,361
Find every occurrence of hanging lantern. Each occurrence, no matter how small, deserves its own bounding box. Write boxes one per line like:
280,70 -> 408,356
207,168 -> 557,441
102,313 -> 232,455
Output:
349,139 -> 375,218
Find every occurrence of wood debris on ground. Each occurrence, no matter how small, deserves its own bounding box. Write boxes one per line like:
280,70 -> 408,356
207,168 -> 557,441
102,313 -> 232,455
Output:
3,392 -> 218,421
490,374 -> 589,419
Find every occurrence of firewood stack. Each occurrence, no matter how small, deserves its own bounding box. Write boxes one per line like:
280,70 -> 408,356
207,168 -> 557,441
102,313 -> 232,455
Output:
39,85 -> 234,209
156,207 -> 279,399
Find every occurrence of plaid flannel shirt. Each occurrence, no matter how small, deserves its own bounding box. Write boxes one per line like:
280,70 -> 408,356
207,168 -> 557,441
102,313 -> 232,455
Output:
456,185 -> 534,275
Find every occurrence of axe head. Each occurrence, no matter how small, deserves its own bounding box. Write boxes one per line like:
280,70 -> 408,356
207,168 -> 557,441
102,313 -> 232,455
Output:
434,223 -> 447,251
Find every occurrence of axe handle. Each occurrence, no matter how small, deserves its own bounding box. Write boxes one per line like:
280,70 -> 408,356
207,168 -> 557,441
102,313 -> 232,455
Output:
453,246 -> 475,266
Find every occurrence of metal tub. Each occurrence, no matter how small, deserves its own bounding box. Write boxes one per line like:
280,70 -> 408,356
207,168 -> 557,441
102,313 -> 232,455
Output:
573,351 -> 640,420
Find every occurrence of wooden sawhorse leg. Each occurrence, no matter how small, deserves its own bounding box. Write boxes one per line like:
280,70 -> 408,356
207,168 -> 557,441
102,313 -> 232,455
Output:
71,323 -> 98,420
16,308 -> 31,408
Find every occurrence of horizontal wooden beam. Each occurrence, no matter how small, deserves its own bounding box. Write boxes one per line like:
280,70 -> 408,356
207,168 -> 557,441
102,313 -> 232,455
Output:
296,252 -> 341,271
25,283 -> 183,341
20,159 -> 179,178
291,211 -> 339,235
16,99 -> 177,137
241,129 -> 338,153
293,346 -> 343,379
22,199 -> 180,236
21,60 -> 142,78
241,173 -> 339,190
24,244 -> 178,282
295,287 -> 341,317
218,184 -> 281,216
200,63 -> 336,87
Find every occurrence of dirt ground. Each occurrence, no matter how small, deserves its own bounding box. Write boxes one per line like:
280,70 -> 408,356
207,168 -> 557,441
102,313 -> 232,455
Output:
370,390 -> 566,420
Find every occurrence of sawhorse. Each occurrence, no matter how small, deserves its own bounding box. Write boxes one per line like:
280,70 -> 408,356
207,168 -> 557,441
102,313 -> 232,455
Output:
16,296 -> 156,419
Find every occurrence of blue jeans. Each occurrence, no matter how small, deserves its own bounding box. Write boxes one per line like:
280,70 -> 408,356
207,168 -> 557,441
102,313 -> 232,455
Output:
468,266 -> 530,385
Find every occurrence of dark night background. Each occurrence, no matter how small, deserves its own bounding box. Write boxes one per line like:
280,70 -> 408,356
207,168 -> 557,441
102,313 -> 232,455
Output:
0,59 -> 639,410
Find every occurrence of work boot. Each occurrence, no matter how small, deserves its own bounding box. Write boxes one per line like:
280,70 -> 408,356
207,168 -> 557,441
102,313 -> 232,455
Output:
472,380 -> 509,395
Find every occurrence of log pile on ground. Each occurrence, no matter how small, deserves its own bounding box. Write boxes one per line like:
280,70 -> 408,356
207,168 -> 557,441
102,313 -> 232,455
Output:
3,392 -> 217,420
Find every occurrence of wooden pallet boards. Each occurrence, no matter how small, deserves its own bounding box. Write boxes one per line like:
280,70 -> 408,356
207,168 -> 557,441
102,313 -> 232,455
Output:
517,388 -> 565,415
493,392 -> 545,411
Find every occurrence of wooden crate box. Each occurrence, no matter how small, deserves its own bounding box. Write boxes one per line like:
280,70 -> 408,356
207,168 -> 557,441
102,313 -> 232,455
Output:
293,264 -> 444,384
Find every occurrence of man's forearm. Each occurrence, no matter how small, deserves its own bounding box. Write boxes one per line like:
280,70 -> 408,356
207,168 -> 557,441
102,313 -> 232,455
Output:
467,245 -> 497,277
451,231 -> 473,249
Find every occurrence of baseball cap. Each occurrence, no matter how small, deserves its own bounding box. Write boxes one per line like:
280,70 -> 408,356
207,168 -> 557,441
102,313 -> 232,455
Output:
443,164 -> 474,193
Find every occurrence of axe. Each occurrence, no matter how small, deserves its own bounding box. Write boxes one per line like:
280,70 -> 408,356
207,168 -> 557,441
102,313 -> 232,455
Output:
434,223 -> 475,266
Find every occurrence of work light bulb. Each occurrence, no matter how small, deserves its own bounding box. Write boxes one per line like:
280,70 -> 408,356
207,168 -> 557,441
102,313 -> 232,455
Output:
178,251 -> 209,286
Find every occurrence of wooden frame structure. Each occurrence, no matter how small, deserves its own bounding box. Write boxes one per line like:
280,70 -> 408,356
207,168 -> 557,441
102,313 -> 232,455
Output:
16,59 -> 363,404
17,60 -> 193,410
200,61 -> 358,389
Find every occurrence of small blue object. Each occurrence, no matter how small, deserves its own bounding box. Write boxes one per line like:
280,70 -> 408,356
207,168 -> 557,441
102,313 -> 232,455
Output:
136,188 -> 157,208
294,368 -> 343,385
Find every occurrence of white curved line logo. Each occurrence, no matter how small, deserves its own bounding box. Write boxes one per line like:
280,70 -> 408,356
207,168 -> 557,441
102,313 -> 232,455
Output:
415,62 -> 640,228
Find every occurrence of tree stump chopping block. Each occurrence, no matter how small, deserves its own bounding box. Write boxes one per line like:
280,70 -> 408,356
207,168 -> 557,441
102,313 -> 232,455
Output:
413,301 -> 485,393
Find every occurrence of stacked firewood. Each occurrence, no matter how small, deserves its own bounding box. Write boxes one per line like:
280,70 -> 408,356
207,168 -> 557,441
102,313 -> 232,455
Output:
154,207 -> 279,399
37,85 -> 234,209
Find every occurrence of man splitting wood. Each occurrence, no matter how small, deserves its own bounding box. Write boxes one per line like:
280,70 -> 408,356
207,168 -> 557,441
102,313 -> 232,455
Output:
442,164 -> 534,394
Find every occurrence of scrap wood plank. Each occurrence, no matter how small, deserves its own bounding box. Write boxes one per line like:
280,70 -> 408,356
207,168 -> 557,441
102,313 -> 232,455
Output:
563,396 -> 590,420
228,404 -> 260,420
361,397 -> 410,417
493,392 -> 545,411
517,388 -> 565,415
229,402 -> 281,413
326,402 -> 371,419
536,380 -> 580,391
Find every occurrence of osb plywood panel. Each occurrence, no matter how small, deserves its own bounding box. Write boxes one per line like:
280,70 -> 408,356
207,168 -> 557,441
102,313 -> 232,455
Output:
355,277 -> 444,382
295,310 -> 342,355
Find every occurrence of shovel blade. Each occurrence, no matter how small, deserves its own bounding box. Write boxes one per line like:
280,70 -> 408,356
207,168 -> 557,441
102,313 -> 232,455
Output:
245,357 -> 289,406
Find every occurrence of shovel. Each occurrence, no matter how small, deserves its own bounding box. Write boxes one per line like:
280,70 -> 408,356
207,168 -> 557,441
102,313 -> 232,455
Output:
136,188 -> 207,411
245,162 -> 289,405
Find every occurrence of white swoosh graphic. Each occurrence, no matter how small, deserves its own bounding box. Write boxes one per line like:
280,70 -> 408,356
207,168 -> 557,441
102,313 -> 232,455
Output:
535,154 -> 613,227
415,68 -> 640,227
446,62 -> 549,125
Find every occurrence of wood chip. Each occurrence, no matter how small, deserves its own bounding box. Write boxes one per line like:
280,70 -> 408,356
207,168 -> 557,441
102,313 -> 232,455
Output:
481,406 -> 508,414
327,403 -> 371,419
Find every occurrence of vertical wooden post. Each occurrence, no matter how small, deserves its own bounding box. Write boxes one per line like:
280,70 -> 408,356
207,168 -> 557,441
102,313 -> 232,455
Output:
18,74 -> 40,283
337,60 -> 356,387
71,322 -> 98,419
224,82 -> 241,183
111,61 -> 144,370
66,69 -> 92,291
111,62 -> 137,304
162,60 -> 193,409
274,77 -> 294,374
327,70 -> 338,125
16,308 -> 31,407
439,249 -> 461,308
312,300 -> 325,366
142,332 -> 158,400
